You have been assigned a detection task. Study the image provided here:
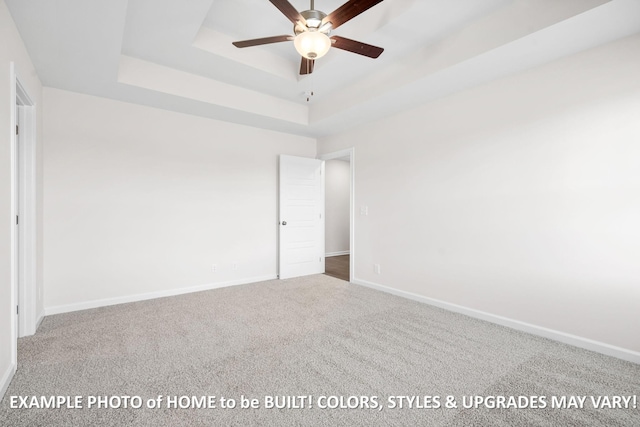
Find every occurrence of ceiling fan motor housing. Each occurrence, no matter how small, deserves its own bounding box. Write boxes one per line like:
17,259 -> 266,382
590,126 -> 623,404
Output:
294,9 -> 329,35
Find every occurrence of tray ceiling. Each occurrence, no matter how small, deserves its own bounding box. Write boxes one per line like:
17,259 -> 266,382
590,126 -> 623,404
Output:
6,0 -> 640,137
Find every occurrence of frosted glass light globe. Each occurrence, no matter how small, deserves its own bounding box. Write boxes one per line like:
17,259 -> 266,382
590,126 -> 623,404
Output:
294,31 -> 331,60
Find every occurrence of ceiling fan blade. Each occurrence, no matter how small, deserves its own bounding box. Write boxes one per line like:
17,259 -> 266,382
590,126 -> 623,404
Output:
300,57 -> 315,75
232,35 -> 293,48
330,36 -> 384,58
322,0 -> 384,30
269,0 -> 306,26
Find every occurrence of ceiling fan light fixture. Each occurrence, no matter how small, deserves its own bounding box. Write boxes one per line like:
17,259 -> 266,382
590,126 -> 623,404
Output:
294,30 -> 331,59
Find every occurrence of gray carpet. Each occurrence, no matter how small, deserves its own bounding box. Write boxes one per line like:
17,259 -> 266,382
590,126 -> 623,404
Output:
1,274 -> 639,426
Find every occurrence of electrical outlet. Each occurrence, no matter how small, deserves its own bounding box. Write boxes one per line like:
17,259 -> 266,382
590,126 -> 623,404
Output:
374,264 -> 381,274
211,264 -> 217,273
360,206 -> 369,216
232,263 -> 238,271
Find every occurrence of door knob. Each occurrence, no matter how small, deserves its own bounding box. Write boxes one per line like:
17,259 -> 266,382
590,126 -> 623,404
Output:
282,221 -> 287,225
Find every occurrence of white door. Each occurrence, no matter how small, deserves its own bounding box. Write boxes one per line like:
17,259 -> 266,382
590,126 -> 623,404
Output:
279,155 -> 325,279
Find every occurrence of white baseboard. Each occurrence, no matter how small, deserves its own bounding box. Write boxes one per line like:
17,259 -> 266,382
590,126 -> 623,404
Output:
352,278 -> 640,365
44,275 -> 277,316
325,251 -> 350,257
0,362 -> 16,401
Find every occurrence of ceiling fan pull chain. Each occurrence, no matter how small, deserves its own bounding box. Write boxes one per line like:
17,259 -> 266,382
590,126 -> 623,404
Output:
307,70 -> 316,102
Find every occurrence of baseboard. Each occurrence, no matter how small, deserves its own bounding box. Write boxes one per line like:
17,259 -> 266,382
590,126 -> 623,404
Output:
0,362 -> 16,401
352,278 -> 640,365
44,275 -> 277,316
325,251 -> 350,257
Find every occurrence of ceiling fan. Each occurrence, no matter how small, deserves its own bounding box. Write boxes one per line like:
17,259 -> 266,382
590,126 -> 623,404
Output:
232,0 -> 385,75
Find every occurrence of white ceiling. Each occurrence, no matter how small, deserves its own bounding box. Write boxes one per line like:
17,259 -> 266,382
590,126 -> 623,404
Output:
6,0 -> 640,138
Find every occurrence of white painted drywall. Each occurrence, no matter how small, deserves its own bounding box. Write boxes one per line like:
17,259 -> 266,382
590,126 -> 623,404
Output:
0,0 -> 44,397
325,159 -> 350,256
43,88 -> 315,310
318,34 -> 640,353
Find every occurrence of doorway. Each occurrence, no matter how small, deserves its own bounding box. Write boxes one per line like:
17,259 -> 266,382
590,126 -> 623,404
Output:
11,64 -> 38,361
318,148 -> 354,282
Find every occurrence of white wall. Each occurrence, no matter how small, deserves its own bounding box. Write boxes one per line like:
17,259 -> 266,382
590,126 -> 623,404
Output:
325,159 -> 350,256
318,34 -> 640,355
43,88 -> 315,312
0,0 -> 44,397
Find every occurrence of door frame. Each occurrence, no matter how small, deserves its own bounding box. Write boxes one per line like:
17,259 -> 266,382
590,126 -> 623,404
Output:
11,63 -> 38,348
318,148 -> 355,282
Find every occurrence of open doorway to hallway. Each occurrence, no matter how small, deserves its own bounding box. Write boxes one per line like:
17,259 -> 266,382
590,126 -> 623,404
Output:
319,148 -> 353,283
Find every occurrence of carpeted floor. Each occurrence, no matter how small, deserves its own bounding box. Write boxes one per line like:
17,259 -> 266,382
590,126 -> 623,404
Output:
1,274 -> 639,426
